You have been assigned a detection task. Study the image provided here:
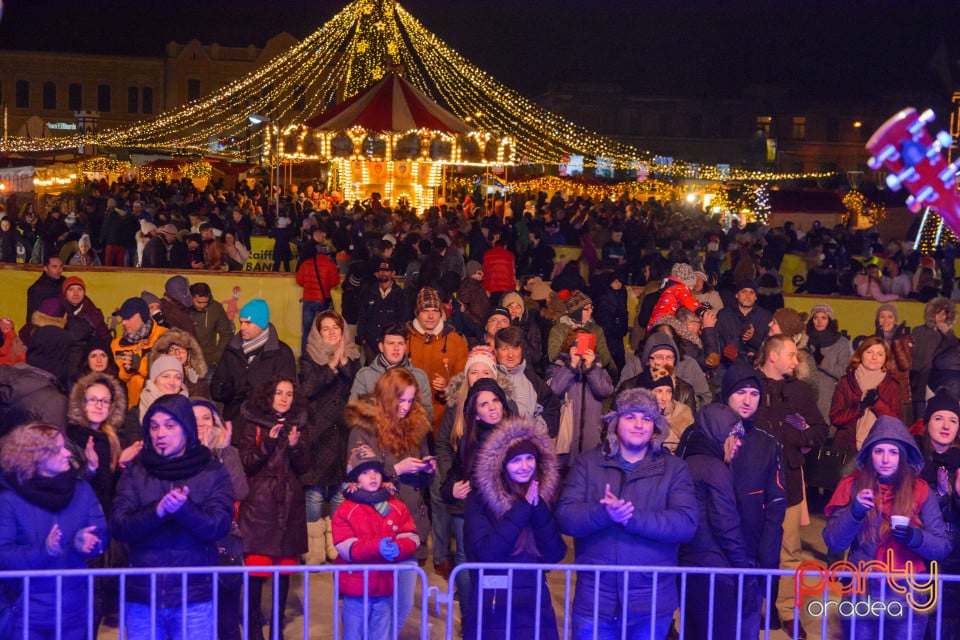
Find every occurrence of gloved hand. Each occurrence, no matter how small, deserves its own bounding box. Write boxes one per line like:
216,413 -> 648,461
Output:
892,525 -> 923,549
851,498 -> 871,520
860,388 -> 881,411
723,344 -> 740,362
379,537 -> 400,561
784,413 -> 808,431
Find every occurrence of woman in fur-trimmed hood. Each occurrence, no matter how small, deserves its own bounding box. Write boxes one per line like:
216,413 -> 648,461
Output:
463,416 -> 566,640
150,327 -> 209,398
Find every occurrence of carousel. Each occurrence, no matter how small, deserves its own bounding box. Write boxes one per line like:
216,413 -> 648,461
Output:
275,72 -> 513,212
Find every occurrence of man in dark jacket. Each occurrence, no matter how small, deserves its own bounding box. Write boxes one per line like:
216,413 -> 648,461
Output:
210,299 -> 296,424
141,224 -> 190,269
720,363 -> 787,637
110,394 -> 233,638
716,279 -> 772,367
556,387 -> 697,639
356,259 -> 409,362
159,275 -> 198,338
61,276 -> 111,341
754,335 -> 826,637
189,282 -> 234,371
22,255 -> 64,341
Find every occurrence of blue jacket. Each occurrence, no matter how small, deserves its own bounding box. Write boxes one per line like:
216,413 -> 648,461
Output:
556,444 -> 697,619
0,478 -> 107,630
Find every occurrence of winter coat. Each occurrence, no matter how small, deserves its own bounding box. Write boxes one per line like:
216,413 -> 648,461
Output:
110,457 -> 233,607
65,294 -> 111,342
555,442 -> 697,620
716,304 -> 772,366
111,319 -> 167,409
150,328 -> 210,399
646,278 -> 703,330
355,283 -> 409,349
754,372 -> 827,506
331,495 -> 418,597
298,329 -> 362,487
511,310 -> 545,376
592,283 -> 628,355
547,316 -> 617,381
829,371 -> 902,451
678,405 -> 756,639
23,272 -> 64,332
0,322 -> 26,366
0,476 -> 107,632
210,324 -> 296,424
158,297 -> 198,338
237,403 -> 310,558
481,246 -> 516,293
405,320 -> 469,429
344,399 -> 433,561
823,420 -> 950,570
464,418 -> 566,640
910,297 -> 959,400
348,357 -> 434,423
546,353 -> 614,464
189,299 -> 234,369
0,363 -> 68,433
807,332 -> 853,421
457,278 -> 490,328
498,361 -> 561,438
296,253 -> 340,303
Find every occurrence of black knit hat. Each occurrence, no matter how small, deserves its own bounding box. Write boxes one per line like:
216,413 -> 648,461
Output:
925,388 -> 960,424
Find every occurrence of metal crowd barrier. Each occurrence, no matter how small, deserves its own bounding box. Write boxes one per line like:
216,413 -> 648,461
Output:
0,563 -> 956,639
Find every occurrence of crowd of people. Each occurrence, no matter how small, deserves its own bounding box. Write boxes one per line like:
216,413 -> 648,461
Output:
1,175 -> 960,640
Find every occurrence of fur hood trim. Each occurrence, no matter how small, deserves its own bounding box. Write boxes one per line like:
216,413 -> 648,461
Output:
443,370 -> 516,410
150,328 -> 208,377
31,309 -> 66,330
472,416 -> 561,518
67,371 -> 127,428
924,297 -> 957,329
344,396 -> 381,436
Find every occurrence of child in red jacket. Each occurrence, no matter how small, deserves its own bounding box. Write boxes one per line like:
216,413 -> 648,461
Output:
332,444 -> 419,640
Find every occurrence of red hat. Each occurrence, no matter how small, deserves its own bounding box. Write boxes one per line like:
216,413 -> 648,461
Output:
61,276 -> 86,294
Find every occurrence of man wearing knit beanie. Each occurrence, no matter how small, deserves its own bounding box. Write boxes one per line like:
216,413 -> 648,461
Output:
210,298 -> 296,423
407,287 -> 468,429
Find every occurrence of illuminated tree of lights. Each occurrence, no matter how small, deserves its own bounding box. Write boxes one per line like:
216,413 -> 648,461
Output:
0,0 -> 834,182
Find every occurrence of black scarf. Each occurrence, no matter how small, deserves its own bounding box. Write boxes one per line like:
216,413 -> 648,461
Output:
807,327 -> 841,349
921,446 -> 960,488
141,444 -> 212,481
8,471 -> 77,512
344,486 -> 392,506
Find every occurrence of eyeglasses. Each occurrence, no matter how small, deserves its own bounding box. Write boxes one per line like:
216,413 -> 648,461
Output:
85,397 -> 111,407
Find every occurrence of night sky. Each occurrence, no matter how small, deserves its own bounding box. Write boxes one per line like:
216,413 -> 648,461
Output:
2,0 -> 960,101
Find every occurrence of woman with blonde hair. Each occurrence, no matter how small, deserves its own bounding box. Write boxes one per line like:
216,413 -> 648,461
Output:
0,422 -> 107,639
829,336 -> 903,451
344,366 -> 435,631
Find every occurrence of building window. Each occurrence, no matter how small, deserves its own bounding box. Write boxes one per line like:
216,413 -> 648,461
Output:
68,84 -> 82,110
97,85 -> 111,112
791,116 -> 806,140
128,87 -> 139,113
42,82 -> 56,110
756,115 -> 772,138
15,80 -> 29,109
142,87 -> 153,114
187,79 -> 201,101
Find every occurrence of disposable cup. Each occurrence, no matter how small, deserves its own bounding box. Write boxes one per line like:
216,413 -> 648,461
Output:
890,515 -> 910,528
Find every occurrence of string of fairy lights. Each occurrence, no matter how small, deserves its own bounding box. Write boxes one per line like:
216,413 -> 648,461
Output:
2,0 -> 835,182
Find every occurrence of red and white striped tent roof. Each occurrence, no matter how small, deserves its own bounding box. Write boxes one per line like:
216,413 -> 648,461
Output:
303,73 -> 475,135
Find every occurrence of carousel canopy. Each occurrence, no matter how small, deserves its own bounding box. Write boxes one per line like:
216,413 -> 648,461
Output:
303,73 -> 475,135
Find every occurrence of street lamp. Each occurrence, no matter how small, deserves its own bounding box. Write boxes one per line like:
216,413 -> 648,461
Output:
249,113 -> 281,220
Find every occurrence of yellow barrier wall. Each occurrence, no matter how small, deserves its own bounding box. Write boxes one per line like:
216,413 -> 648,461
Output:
0,265 -> 939,357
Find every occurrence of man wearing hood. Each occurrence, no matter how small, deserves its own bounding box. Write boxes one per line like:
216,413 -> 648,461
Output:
349,323 -> 433,422
556,387 -> 697,640
210,299 -> 296,425
618,331 -> 702,413
110,394 -> 233,640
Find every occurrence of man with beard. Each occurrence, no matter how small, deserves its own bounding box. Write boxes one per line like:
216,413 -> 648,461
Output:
717,279 -> 772,367
356,260 -> 409,362
349,323 -> 433,422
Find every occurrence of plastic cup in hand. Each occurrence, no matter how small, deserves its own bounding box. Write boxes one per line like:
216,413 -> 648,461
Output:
890,515 -> 910,528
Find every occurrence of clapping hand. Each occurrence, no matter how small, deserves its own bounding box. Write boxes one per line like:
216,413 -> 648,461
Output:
156,486 -> 190,518
938,466 -> 950,496
85,436 -> 99,473
286,425 -> 300,447
525,479 -> 540,506
74,526 -> 101,554
600,483 -> 634,525
452,480 -> 472,500
46,524 -> 62,556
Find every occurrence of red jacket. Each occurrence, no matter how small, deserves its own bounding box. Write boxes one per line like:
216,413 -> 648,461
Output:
481,246 -> 516,293
296,254 -> 340,303
828,370 -> 902,451
331,495 -> 419,597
